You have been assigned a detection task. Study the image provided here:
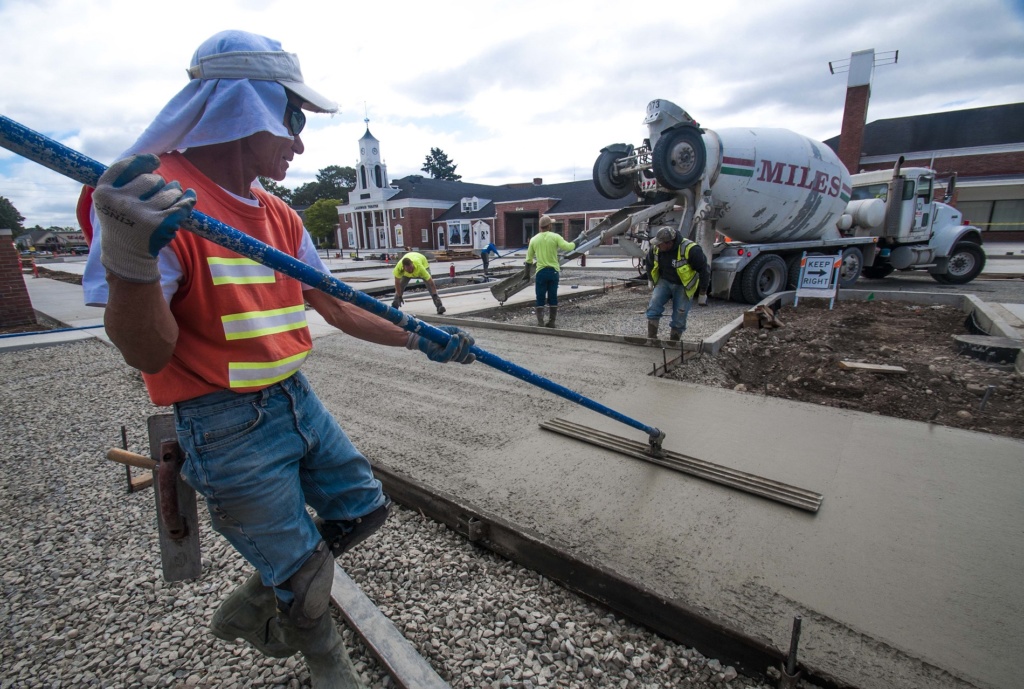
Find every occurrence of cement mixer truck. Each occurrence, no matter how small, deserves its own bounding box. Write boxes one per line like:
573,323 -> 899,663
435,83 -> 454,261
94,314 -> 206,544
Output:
585,99 -> 985,304
489,98 -> 984,305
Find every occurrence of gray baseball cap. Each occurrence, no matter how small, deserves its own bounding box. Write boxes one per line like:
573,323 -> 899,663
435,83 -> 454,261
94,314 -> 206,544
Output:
187,31 -> 338,113
653,227 -> 676,244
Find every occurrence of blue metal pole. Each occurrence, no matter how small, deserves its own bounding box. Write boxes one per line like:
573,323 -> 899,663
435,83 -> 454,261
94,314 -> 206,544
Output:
0,114 -> 665,452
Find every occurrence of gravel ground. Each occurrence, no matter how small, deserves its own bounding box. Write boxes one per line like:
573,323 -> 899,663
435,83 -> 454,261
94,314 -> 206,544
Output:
0,338 -> 783,689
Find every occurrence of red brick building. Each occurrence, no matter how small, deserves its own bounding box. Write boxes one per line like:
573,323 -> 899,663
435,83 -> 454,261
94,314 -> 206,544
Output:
334,125 -> 631,254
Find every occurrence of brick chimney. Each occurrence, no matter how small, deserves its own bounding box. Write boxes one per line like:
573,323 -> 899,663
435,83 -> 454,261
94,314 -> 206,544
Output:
0,229 -> 37,327
837,49 -> 875,175
533,178 -> 543,185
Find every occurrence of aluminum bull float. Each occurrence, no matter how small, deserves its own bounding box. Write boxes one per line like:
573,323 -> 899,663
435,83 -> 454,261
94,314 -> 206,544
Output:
0,114 -> 666,454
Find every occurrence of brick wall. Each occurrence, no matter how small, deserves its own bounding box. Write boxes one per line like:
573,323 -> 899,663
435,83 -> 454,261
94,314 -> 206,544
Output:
404,208 -> 439,249
493,200 -> 555,246
838,85 -> 870,175
0,229 -> 37,327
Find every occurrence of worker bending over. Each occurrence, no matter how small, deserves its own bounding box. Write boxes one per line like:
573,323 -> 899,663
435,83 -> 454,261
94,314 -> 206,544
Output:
645,226 -> 708,341
392,251 -> 445,314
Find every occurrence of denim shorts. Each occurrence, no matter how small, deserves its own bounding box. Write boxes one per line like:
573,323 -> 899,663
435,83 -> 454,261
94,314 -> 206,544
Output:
173,371 -> 385,587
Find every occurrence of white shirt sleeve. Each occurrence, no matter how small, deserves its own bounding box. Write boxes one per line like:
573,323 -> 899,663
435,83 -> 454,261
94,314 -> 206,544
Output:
297,230 -> 330,289
82,205 -> 182,306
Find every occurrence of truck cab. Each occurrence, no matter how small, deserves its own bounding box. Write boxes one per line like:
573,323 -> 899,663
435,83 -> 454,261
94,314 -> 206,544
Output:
849,160 -> 985,284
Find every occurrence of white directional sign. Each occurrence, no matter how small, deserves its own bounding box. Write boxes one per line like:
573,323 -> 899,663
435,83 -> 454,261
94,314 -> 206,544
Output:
794,253 -> 842,308
799,256 -> 837,289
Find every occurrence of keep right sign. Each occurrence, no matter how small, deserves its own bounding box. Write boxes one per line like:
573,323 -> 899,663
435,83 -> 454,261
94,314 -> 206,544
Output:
795,253 -> 842,307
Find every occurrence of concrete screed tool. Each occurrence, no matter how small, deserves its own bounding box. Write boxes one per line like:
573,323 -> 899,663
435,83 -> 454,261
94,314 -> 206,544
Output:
0,115 -> 667,460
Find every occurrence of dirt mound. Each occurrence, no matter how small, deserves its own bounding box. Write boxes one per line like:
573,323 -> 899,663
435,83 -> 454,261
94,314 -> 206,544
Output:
666,299 -> 1023,439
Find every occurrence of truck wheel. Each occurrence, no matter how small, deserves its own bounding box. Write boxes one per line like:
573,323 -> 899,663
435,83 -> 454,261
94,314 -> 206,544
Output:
593,147 -> 634,199
740,253 -> 787,304
939,241 -> 986,285
838,247 -> 863,288
862,264 -> 895,279
652,126 -> 706,191
785,254 -> 803,290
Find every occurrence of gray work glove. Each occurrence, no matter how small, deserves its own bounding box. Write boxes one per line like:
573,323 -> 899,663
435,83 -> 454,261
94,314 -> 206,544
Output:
391,296 -> 403,309
95,154 -> 197,283
406,326 -> 476,364
698,293 -> 708,306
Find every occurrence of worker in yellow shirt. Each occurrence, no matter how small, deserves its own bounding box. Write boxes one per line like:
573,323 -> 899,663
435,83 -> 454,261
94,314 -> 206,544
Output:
392,251 -> 446,314
525,215 -> 576,327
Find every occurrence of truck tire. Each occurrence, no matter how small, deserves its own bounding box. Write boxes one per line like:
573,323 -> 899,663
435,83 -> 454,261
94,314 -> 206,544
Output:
838,247 -> 863,288
785,254 -> 803,290
652,126 -> 706,191
740,253 -> 787,304
936,241 -> 985,285
593,147 -> 633,199
727,273 -> 743,302
862,264 -> 895,279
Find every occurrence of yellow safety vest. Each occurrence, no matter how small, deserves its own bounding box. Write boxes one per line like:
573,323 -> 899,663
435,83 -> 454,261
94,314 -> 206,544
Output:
650,239 -> 699,298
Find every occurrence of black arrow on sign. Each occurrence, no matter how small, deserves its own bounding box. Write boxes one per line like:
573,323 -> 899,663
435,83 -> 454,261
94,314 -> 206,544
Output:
808,269 -> 827,277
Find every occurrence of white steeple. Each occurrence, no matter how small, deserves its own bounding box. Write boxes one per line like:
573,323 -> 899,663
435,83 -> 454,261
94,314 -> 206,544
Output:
355,113 -> 389,194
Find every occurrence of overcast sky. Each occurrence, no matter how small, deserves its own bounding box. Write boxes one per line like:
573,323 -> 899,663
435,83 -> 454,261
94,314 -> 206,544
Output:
2,0 -> 1023,230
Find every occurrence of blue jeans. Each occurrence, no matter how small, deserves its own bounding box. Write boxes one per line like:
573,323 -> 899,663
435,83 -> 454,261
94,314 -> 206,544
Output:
535,267 -> 560,306
174,371 -> 385,590
645,279 -> 694,332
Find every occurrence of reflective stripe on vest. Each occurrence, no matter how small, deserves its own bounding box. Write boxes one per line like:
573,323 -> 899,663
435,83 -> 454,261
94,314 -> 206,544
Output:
221,304 -> 308,341
208,257 -> 277,285
228,351 -> 310,388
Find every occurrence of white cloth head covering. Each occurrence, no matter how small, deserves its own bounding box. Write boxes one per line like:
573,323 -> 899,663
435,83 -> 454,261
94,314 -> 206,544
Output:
123,30 -> 338,157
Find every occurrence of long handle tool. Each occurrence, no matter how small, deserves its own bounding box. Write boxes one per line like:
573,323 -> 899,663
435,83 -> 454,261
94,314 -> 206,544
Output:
1,115 -> 665,455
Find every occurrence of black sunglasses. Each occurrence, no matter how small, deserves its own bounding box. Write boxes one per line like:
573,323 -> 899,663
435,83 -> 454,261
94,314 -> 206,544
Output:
285,102 -> 306,137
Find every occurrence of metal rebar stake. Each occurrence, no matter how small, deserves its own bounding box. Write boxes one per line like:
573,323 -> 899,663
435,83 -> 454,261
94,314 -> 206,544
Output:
979,385 -> 996,412
121,425 -> 131,494
778,615 -> 802,688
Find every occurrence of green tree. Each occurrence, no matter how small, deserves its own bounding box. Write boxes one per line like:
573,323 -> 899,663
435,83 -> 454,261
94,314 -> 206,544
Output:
291,181 -> 321,208
259,178 -> 293,204
292,166 -> 357,207
421,148 -> 462,181
316,165 -> 356,202
0,196 -> 26,234
304,198 -> 342,247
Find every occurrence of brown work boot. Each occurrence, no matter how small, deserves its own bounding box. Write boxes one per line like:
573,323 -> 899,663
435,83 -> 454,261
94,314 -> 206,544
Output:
647,319 -> 659,341
431,294 -> 446,315
278,612 -> 367,689
536,309 -> 546,327
670,329 -> 682,341
210,572 -> 294,658
546,306 -> 558,328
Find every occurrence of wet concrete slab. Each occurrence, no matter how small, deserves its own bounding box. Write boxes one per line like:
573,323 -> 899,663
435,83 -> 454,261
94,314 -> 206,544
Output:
385,348 -> 1024,689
